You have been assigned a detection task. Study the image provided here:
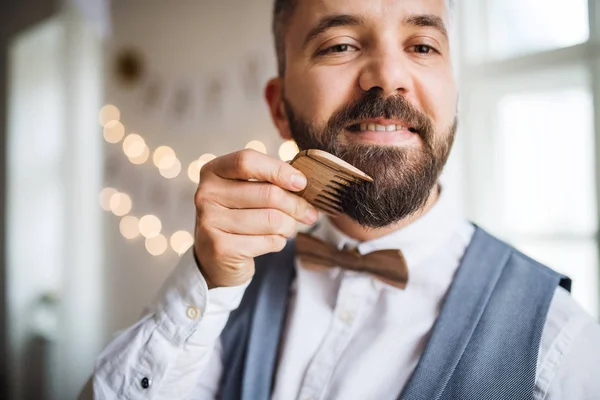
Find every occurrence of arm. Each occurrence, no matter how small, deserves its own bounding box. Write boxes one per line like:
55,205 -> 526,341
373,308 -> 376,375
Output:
79,249 -> 248,400
79,149 -> 318,399
535,286 -> 600,400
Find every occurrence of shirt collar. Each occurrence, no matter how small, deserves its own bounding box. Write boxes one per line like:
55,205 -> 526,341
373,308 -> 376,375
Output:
306,184 -> 463,285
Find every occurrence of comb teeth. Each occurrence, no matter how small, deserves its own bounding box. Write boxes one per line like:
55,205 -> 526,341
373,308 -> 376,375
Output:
288,149 -> 372,215
317,192 -> 343,207
314,198 -> 344,215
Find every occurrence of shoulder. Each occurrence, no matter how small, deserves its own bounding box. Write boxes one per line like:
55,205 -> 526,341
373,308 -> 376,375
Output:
535,286 -> 600,399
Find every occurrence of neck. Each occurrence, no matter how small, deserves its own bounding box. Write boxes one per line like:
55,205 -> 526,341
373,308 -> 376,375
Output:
326,184 -> 441,242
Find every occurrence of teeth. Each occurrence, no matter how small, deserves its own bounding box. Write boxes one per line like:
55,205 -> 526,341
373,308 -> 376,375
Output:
358,124 -> 408,132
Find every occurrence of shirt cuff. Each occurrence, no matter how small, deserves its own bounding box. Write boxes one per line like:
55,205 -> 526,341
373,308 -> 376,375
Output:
152,247 -> 250,345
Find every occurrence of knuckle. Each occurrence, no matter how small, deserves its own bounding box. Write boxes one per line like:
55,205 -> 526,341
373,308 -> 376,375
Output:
266,209 -> 283,232
233,149 -> 253,175
293,198 -> 308,219
274,164 -> 286,185
265,235 -> 287,251
264,185 -> 284,206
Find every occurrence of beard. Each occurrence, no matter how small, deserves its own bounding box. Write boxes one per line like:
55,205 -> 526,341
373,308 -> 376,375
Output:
284,88 -> 457,228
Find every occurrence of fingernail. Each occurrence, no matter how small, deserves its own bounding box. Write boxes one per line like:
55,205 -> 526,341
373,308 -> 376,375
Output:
291,174 -> 307,190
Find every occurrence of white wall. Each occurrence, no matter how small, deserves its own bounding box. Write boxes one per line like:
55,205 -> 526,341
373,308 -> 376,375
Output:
102,0 -> 281,336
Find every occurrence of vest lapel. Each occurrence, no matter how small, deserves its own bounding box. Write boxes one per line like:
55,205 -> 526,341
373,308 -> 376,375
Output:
241,241 -> 296,400
400,226 -> 512,400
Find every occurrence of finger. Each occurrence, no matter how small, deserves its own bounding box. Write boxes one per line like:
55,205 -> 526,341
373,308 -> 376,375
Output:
210,229 -> 289,260
197,179 -> 319,224
203,149 -> 307,192
211,209 -> 297,238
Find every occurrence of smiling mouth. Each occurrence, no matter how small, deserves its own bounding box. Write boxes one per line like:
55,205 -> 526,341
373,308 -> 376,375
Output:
346,123 -> 419,134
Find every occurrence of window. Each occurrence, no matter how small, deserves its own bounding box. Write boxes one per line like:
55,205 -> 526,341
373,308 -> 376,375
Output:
457,0 -> 600,317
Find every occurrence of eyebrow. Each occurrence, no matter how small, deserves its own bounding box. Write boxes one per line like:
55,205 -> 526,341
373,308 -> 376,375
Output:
403,14 -> 448,40
303,13 -> 449,49
302,14 -> 366,49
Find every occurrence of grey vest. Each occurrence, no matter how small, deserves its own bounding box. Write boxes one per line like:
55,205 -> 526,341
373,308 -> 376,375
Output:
218,226 -> 571,399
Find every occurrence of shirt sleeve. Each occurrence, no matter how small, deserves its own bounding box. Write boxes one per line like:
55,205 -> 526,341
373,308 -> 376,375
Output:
535,286 -> 600,400
89,248 -> 250,400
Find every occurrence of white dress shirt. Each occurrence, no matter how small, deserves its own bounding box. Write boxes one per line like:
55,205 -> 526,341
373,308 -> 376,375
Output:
86,189 -> 600,400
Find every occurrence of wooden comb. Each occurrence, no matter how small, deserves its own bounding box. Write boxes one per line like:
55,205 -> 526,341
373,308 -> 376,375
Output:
289,149 -> 373,215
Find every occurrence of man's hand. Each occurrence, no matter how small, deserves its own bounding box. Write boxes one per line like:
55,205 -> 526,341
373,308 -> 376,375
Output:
193,149 -> 319,289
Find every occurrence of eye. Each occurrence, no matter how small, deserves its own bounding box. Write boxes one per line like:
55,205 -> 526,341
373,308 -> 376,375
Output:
317,43 -> 358,56
410,44 -> 439,55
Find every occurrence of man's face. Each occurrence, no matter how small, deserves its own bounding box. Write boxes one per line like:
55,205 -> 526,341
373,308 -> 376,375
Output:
269,0 -> 457,228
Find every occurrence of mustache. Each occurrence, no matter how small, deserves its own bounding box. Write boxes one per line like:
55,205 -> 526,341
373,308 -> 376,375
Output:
328,88 -> 434,142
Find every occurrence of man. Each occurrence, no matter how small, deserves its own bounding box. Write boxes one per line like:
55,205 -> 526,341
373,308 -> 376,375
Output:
81,0 -> 600,399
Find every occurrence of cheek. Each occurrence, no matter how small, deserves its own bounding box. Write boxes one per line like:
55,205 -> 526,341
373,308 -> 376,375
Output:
285,66 -> 358,124
413,69 -> 457,130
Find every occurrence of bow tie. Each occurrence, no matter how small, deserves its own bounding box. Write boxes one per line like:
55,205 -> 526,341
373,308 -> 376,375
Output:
294,232 -> 409,289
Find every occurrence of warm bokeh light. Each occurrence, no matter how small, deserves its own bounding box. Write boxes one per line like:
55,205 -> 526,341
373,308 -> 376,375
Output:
99,188 -> 118,211
188,154 -> 216,183
129,144 -> 150,165
159,158 -> 182,179
119,216 -> 140,239
145,234 -> 168,256
245,140 -> 267,154
278,140 -> 299,161
103,120 -> 125,144
153,146 -> 177,169
109,193 -> 132,217
98,104 -> 121,126
139,214 -> 162,238
188,160 -> 201,184
198,153 -> 216,170
170,230 -> 194,255
123,134 -> 146,158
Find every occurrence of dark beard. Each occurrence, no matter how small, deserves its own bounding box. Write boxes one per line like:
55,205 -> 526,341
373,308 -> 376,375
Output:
284,88 -> 457,228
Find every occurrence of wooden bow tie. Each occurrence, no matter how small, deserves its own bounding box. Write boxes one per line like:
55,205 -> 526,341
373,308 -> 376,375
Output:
295,232 -> 409,289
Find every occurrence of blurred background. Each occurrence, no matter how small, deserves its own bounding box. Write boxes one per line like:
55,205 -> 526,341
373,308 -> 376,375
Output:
0,0 -> 599,399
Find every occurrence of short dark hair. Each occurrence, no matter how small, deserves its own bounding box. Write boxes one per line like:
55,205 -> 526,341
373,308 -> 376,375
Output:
272,0 -> 297,77
272,0 -> 454,77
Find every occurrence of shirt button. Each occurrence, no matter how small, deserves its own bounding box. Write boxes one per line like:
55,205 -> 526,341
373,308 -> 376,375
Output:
141,377 -> 151,389
338,310 -> 355,323
186,305 -> 200,320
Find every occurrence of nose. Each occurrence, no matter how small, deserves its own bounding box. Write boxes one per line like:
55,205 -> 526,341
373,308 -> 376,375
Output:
358,48 -> 413,97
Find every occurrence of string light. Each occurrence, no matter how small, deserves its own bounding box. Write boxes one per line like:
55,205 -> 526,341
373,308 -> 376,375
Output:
98,104 -> 121,126
100,107 -> 282,258
120,216 -> 140,239
123,134 -> 146,158
153,146 -> 177,170
145,234 -> 168,256
188,153 -> 216,184
99,188 -> 118,211
159,158 -> 182,179
139,215 -> 162,238
245,140 -> 267,154
110,193 -> 132,216
129,144 -> 150,165
103,120 -> 125,144
198,153 -> 216,169
278,140 -> 299,161
170,230 -> 194,255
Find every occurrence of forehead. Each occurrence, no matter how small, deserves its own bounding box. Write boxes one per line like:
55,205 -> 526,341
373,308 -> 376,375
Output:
292,0 -> 450,26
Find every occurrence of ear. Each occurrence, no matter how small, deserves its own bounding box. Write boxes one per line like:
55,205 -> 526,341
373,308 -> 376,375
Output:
265,77 -> 293,140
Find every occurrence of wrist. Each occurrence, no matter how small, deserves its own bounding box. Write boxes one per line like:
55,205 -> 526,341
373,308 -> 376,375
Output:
193,248 -> 217,290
